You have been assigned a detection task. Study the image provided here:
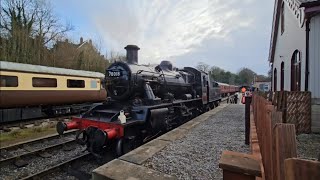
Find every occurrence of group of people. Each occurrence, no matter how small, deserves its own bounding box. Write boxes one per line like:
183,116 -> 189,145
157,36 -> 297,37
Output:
227,93 -> 239,104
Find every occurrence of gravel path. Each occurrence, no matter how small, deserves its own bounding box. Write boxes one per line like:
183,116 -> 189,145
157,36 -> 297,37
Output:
297,133 -> 320,160
144,104 -> 249,180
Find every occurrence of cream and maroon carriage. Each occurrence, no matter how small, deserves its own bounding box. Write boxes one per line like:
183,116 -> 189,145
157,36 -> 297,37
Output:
0,61 -> 107,122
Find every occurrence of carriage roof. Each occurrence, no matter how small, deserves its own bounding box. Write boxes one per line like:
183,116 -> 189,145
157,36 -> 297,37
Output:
0,61 -> 105,78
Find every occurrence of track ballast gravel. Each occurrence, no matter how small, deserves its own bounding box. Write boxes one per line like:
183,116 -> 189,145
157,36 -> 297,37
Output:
0,143 -> 86,179
144,104 -> 249,180
297,133 -> 320,160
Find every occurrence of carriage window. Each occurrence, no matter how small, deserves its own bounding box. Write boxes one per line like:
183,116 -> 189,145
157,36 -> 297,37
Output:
32,77 -> 57,87
0,75 -> 18,87
67,79 -> 85,88
90,80 -> 97,88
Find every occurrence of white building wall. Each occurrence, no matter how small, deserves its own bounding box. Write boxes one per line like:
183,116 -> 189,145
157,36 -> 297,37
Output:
309,15 -> 320,100
272,2 -> 306,91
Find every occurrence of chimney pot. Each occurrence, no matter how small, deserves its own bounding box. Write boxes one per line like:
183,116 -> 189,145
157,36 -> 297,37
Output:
125,45 -> 140,64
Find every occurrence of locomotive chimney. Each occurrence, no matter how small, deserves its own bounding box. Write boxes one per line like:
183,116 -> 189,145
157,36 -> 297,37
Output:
125,45 -> 140,64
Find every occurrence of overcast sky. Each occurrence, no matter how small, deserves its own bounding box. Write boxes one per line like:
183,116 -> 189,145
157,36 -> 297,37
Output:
53,0 -> 274,75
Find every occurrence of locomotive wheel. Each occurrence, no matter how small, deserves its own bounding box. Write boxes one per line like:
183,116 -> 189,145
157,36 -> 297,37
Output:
210,103 -> 215,109
115,138 -> 132,157
115,138 -> 124,156
115,137 -> 139,157
215,101 -> 219,107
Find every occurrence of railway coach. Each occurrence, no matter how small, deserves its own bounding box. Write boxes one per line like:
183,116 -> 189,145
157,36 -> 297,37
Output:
0,61 -> 107,123
218,82 -> 239,97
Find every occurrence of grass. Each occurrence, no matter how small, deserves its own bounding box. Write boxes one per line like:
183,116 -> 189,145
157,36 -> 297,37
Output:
0,123 -> 57,147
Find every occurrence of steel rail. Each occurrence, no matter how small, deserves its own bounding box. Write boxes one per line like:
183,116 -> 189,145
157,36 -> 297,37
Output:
0,115 -> 73,130
0,138 -> 77,166
20,152 -> 92,180
0,130 -> 76,150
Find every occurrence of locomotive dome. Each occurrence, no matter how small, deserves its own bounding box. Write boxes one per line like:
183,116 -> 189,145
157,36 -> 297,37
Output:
160,60 -> 173,71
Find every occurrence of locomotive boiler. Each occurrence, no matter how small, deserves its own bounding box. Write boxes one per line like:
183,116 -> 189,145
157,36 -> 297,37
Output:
57,45 -> 221,156
106,45 -> 196,102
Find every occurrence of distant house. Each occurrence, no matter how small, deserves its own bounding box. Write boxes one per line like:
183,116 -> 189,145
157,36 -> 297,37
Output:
269,0 -> 320,132
52,37 -> 106,71
53,37 -> 100,56
254,81 -> 271,92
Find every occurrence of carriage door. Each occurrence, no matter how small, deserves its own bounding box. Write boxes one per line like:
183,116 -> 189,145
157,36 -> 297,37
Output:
202,75 -> 208,104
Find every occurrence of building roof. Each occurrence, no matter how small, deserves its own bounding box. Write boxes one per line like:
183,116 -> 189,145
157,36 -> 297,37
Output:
268,0 -> 282,63
217,82 -> 229,86
0,61 -> 105,78
297,0 -> 320,7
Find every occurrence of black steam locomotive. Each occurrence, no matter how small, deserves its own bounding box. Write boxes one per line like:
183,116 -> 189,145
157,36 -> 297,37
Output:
57,45 -> 221,156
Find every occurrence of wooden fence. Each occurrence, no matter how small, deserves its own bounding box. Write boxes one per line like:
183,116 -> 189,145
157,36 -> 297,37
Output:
272,91 -> 311,134
252,94 -> 319,180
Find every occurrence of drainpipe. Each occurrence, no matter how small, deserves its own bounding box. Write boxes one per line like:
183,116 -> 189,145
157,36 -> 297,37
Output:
271,63 -> 274,91
305,18 -> 310,91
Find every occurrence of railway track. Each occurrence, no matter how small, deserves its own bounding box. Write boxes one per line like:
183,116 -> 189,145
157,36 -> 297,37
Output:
0,130 -> 84,179
0,129 -> 115,180
0,115 -> 72,132
0,130 -> 77,165
20,152 -> 92,180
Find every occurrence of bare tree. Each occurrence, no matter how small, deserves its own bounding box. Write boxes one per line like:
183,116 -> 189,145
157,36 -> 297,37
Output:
1,0 -> 37,62
196,62 -> 210,72
34,1 -> 73,45
0,0 -> 72,64
105,49 -> 126,63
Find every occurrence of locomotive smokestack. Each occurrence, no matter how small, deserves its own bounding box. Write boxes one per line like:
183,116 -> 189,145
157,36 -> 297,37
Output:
125,45 -> 140,64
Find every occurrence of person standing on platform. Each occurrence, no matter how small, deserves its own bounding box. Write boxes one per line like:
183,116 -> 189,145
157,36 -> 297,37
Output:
234,93 -> 238,104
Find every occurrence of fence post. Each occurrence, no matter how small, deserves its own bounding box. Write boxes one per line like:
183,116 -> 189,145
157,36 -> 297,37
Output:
264,104 -> 274,180
219,151 -> 262,180
273,123 -> 297,180
284,158 -> 320,180
245,96 -> 252,145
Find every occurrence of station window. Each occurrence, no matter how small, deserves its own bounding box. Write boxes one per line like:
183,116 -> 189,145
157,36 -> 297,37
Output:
67,79 -> 85,88
32,77 -> 57,87
291,50 -> 301,91
281,2 -> 285,34
0,75 -> 18,87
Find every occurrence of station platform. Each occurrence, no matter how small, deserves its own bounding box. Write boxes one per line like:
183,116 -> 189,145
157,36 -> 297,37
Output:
92,104 -> 249,180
